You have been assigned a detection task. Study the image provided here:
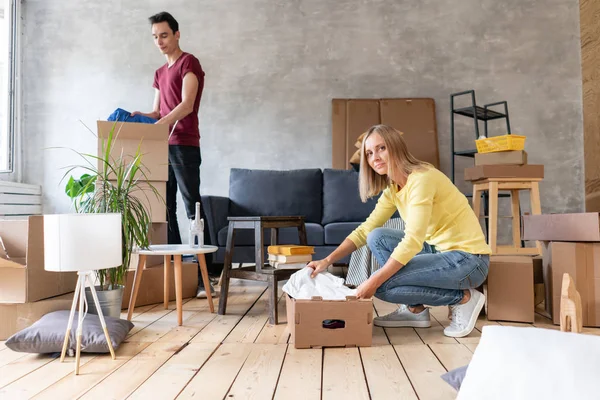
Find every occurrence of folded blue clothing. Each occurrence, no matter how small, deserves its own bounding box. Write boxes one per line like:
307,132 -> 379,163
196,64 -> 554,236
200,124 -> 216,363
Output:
107,108 -> 157,124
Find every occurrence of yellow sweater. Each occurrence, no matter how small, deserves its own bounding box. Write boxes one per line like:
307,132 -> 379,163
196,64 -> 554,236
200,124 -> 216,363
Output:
347,167 -> 492,265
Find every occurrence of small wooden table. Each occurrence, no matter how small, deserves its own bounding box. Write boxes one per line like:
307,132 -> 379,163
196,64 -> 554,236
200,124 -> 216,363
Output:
218,216 -> 307,325
126,244 -> 218,326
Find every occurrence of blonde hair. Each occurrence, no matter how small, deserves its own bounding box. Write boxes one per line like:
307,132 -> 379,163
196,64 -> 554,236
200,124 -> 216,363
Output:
358,124 -> 430,202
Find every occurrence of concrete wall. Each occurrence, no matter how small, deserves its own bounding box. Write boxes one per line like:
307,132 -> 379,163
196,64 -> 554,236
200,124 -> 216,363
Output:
21,0 -> 584,238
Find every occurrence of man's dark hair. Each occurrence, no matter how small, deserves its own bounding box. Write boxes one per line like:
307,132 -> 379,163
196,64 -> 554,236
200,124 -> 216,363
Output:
149,12 -> 179,34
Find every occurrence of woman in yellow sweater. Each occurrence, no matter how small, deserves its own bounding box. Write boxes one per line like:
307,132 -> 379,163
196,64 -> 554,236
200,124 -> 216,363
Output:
308,125 -> 491,338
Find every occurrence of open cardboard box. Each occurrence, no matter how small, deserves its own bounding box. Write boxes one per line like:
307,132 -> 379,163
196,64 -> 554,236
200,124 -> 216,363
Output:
0,216 -> 77,303
97,121 -> 169,182
286,294 -> 373,349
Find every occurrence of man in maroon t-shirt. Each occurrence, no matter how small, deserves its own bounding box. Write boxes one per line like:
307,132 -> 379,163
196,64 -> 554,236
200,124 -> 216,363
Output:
133,11 -> 215,298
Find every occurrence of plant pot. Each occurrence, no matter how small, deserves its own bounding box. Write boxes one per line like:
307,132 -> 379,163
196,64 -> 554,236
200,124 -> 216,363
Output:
84,285 -> 124,319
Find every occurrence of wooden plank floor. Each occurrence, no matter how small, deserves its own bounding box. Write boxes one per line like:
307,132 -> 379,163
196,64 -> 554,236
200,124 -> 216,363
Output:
1,278 -> 599,399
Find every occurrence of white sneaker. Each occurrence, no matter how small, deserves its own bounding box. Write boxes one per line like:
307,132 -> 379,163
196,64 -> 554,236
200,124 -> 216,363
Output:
196,284 -> 217,299
444,289 -> 486,338
374,305 -> 431,328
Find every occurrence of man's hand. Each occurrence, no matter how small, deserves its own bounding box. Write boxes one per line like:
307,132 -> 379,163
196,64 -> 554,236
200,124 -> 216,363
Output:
356,277 -> 379,299
307,259 -> 331,278
131,111 -> 141,116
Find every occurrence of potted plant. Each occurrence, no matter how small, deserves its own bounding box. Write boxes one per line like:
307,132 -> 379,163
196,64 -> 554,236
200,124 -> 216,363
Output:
62,121 -> 161,318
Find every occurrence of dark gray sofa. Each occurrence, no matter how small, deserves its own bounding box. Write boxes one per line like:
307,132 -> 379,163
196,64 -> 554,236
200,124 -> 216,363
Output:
201,168 -> 389,265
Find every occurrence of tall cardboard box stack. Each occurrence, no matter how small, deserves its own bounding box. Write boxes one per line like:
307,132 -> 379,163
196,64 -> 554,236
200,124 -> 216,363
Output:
97,121 -> 168,224
523,213 -> 600,327
0,216 -> 78,339
97,121 -> 187,308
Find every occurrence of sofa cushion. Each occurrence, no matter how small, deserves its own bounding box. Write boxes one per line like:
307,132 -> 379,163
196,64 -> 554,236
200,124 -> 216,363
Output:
229,168 -> 323,223
322,169 -> 379,225
324,222 -> 361,245
217,223 -> 324,247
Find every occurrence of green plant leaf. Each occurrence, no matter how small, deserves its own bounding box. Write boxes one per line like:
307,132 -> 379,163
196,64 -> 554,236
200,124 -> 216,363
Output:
54,120 -> 164,290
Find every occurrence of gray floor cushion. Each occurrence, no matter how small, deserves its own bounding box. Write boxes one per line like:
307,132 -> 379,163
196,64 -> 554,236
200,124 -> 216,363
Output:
5,310 -> 133,354
441,364 -> 469,391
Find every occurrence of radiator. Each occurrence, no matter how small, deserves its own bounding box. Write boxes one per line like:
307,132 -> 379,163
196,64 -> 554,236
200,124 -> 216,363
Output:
0,181 -> 42,218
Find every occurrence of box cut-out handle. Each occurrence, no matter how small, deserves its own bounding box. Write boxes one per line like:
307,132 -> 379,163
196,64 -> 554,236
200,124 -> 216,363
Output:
311,296 -> 323,301
322,319 -> 345,329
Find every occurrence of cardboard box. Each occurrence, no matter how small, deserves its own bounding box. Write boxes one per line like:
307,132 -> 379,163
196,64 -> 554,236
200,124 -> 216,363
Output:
128,222 -> 168,270
0,293 -> 73,340
0,216 -> 77,303
121,261 -> 198,308
474,150 -> 527,166
486,256 -> 534,323
111,181 -> 167,223
97,121 -> 169,181
286,294 -> 373,349
331,98 -> 439,170
149,222 -> 168,244
464,164 -> 544,182
522,213 -> 600,242
548,242 -> 600,327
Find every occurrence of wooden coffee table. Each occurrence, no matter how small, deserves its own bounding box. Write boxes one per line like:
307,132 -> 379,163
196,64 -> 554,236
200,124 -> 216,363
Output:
218,216 -> 307,325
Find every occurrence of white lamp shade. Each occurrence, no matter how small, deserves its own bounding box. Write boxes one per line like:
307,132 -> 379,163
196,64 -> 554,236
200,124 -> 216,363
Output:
44,213 -> 122,272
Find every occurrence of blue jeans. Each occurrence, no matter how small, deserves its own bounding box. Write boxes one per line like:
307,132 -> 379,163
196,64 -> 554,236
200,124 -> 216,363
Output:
367,228 -> 489,307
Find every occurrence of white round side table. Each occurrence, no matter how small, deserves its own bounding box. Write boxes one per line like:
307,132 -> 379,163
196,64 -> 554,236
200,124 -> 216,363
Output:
126,245 -> 218,326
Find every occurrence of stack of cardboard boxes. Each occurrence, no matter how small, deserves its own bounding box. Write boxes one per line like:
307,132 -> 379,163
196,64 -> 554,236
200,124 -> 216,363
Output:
97,121 -> 198,309
0,216 -> 77,339
464,149 -> 544,323
465,150 -> 544,181
523,213 -> 600,327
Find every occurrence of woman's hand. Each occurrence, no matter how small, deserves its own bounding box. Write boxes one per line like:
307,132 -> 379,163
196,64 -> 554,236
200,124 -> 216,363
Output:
356,277 -> 379,299
307,259 -> 331,278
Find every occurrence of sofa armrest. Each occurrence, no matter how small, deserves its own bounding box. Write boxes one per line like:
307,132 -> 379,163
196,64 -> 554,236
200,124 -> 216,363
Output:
201,195 -> 230,246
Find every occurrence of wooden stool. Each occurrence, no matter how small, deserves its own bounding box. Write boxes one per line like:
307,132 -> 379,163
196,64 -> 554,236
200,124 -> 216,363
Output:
472,177 -> 542,255
218,216 -> 307,325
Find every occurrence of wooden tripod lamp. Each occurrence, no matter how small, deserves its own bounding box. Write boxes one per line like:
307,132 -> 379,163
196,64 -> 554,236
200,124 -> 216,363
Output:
43,213 -> 122,374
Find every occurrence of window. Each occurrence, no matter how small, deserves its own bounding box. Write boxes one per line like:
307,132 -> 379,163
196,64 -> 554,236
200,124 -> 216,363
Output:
0,0 -> 17,173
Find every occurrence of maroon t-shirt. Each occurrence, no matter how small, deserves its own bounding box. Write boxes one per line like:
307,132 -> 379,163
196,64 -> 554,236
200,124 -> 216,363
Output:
153,52 -> 205,147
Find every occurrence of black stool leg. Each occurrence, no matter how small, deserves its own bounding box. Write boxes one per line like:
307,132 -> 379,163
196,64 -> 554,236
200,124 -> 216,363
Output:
218,222 -> 235,316
268,275 -> 278,325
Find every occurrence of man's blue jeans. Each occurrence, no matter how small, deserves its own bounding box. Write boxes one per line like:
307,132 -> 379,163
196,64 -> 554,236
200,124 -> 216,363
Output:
367,228 -> 489,307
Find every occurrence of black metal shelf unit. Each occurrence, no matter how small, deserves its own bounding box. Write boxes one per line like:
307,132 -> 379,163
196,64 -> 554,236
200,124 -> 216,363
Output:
450,90 -> 512,184
450,90 -> 516,241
